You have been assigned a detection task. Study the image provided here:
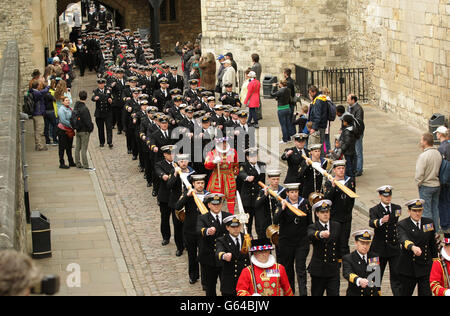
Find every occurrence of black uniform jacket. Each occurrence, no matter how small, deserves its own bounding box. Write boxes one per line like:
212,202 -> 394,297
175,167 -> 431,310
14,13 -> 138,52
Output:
216,233 -> 250,294
343,250 -> 381,296
323,176 -> 356,223
397,217 -> 438,277
238,161 -> 266,208
273,197 -> 312,247
154,159 -> 175,204
92,88 -> 112,118
369,203 -> 402,258
307,220 -> 341,277
196,211 -> 232,267
255,185 -> 287,229
281,146 -> 309,184
176,190 -> 209,237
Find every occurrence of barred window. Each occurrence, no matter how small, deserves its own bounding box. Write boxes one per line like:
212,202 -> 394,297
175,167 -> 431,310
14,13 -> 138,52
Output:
160,0 -> 177,22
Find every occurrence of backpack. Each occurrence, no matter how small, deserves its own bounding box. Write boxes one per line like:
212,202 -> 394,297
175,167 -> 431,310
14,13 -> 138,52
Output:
23,90 -> 35,116
327,100 -> 337,121
70,109 -> 82,131
439,143 -> 450,185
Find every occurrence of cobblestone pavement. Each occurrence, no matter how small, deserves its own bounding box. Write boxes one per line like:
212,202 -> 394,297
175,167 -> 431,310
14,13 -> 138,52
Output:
64,54 -> 428,296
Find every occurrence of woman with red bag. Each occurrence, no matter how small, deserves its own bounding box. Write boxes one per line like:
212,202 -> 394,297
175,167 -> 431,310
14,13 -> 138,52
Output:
57,96 -> 75,169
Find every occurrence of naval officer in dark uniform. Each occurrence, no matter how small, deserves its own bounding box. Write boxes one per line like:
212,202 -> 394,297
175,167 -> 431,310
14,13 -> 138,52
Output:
342,230 -> 381,296
92,78 -> 114,148
196,193 -> 232,296
368,185 -> 402,296
307,200 -> 342,296
216,215 -> 250,296
397,199 -> 439,296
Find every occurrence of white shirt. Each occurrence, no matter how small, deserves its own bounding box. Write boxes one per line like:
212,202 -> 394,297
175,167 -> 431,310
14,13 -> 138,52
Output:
319,220 -> 330,236
379,202 -> 392,226
231,234 -> 242,250
355,251 -> 369,287
411,218 -> 421,229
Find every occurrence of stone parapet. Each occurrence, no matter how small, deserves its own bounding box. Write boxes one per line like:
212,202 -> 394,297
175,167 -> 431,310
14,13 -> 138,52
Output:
0,41 -> 27,251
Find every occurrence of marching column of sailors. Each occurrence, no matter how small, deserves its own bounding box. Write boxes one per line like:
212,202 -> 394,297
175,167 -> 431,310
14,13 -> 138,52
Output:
85,26 -> 448,296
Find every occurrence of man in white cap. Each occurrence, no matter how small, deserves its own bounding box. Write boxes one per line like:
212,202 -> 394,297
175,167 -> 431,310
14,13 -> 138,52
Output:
434,126 -> 449,232
307,200 -> 342,296
368,185 -> 402,296
244,71 -> 261,128
342,230 -> 381,296
221,59 -> 236,93
397,199 -> 439,296
215,215 -> 250,296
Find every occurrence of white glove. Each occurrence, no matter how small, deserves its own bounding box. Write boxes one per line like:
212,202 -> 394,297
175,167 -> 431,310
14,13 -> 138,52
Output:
445,289 -> 450,296
311,162 -> 322,170
213,156 -> 222,164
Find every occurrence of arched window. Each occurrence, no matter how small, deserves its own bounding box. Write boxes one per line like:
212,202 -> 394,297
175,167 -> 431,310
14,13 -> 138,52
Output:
160,0 -> 177,22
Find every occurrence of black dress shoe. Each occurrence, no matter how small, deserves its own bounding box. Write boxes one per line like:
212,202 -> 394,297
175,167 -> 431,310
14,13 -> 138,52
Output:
109,144 -> 114,149
147,182 -> 152,187
128,150 -> 132,154
100,144 -> 105,148
132,156 -> 138,160
59,164 -> 70,169
161,239 -> 170,246
355,171 -> 363,177
152,190 -> 157,197
176,250 -> 183,257
189,278 -> 198,285
69,162 -> 77,167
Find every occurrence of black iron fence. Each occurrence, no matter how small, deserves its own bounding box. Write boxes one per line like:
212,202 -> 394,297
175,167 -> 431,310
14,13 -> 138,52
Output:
295,65 -> 368,103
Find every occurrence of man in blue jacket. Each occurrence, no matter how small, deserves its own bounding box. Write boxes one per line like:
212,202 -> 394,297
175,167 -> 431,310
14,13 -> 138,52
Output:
30,81 -> 50,151
308,86 -> 328,156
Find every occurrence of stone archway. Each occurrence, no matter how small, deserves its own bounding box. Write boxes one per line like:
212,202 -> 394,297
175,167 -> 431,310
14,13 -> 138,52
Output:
56,0 -> 202,53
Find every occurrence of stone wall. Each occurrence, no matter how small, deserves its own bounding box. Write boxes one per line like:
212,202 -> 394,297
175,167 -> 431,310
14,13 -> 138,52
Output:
0,0 -> 58,95
201,0 -> 349,81
0,42 -> 28,251
348,0 -> 449,127
0,0 -> 34,94
202,0 -> 449,128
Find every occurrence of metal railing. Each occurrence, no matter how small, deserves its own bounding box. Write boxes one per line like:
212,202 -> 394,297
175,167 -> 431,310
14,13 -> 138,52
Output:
295,65 -> 368,103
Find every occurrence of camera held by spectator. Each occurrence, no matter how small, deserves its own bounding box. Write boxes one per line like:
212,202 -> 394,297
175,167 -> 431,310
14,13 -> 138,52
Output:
0,250 -> 60,296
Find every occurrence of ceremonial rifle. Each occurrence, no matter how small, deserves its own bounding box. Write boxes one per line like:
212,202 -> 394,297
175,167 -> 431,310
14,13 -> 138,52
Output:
174,164 -> 209,215
301,154 -> 359,198
258,182 -> 306,217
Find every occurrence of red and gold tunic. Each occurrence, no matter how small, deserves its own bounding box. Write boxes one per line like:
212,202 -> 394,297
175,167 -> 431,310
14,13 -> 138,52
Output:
430,256 -> 450,296
236,263 -> 293,296
204,148 -> 239,213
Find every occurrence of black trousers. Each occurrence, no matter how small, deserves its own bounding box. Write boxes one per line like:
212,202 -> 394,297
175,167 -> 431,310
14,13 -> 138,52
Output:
202,265 -> 222,296
111,106 -> 123,132
380,255 -> 402,296
142,150 -> 153,185
184,234 -> 200,281
337,219 -> 352,257
159,202 -> 184,251
137,136 -> 145,168
310,274 -> 340,296
126,127 -> 138,156
95,114 -> 113,145
399,274 -> 432,296
278,238 -> 310,296
57,128 -> 74,165
243,206 -> 255,237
